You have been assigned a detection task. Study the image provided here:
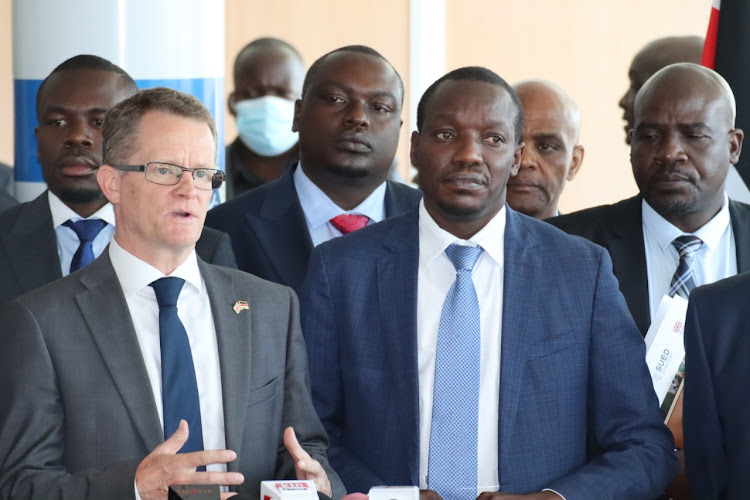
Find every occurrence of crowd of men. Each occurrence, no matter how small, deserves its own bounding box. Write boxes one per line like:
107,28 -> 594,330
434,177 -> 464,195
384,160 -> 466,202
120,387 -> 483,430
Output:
0,34 -> 746,500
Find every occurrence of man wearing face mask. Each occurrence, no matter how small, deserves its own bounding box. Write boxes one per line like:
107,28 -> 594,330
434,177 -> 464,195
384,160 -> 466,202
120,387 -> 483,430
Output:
225,38 -> 306,200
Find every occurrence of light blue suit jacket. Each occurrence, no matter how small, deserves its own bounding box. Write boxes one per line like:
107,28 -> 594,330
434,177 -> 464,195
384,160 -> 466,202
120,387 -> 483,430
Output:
299,205 -> 677,499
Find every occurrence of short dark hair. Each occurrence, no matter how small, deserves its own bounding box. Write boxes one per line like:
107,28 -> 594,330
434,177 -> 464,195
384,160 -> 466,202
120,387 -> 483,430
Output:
416,66 -> 524,142
103,87 -> 217,165
301,45 -> 404,106
233,37 -> 304,80
36,54 -> 138,117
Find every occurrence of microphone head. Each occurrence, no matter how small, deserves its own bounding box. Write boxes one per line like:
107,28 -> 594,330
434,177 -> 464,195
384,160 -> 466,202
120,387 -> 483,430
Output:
168,484 -> 220,499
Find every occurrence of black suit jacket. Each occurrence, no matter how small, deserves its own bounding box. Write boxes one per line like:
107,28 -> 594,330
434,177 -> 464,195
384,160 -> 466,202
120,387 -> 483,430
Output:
683,273 -> 750,499
548,195 -> 750,335
205,163 -> 422,292
0,191 -> 237,304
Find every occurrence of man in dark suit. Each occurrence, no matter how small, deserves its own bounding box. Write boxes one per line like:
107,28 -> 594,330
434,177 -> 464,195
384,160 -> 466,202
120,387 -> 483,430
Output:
682,274 -> 750,499
224,37 -> 305,199
550,63 -> 747,336
0,55 -> 235,304
0,87 -> 342,500
206,45 -> 421,292
299,67 -> 677,499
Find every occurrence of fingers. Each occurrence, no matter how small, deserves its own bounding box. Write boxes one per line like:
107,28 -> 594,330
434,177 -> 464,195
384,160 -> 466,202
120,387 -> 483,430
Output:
221,494 -> 238,500
283,427 -> 331,496
283,427 -> 312,464
184,449 -> 238,469
160,419 -> 190,455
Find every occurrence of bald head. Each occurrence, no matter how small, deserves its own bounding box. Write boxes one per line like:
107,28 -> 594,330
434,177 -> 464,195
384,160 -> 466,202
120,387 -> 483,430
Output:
635,63 -> 736,128
629,62 -> 744,233
619,36 -> 704,144
507,79 -> 584,219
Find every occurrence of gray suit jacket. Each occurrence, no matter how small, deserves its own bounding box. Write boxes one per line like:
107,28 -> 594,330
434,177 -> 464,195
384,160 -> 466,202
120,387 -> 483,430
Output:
0,191 -> 237,304
0,253 -> 344,500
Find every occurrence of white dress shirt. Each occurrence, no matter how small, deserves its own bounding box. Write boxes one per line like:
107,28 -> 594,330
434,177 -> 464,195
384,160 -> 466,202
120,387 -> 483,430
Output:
109,240 -> 226,499
642,194 -> 736,320
293,163 -> 386,247
49,191 -> 116,276
416,200 -> 504,495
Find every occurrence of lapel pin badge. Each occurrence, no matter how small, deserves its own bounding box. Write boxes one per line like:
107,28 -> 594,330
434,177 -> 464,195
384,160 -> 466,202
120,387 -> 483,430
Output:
233,300 -> 249,314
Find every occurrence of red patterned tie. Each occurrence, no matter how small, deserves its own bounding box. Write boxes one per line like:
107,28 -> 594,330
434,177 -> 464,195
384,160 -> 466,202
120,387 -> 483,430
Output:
330,214 -> 370,235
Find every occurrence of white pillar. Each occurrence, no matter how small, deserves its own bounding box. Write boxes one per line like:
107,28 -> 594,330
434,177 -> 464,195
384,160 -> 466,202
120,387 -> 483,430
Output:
408,0 -> 446,180
12,0 -> 225,203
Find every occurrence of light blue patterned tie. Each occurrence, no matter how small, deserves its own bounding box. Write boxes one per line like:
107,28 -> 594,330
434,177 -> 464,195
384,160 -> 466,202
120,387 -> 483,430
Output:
428,243 -> 483,500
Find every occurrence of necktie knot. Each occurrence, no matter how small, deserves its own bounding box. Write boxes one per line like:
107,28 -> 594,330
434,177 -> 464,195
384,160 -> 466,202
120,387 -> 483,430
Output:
672,235 -> 703,257
330,214 -> 370,235
63,219 -> 107,243
445,243 -> 483,272
150,277 -> 185,308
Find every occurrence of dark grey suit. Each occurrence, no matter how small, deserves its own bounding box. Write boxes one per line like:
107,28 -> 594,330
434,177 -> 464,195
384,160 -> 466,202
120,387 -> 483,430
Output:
548,195 -> 750,335
205,163 -> 422,292
0,252 -> 344,500
0,191 -> 237,304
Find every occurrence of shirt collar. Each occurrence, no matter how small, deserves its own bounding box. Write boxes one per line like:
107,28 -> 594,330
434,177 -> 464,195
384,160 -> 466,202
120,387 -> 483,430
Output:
418,199 -> 506,268
48,190 -> 116,228
109,238 -> 203,298
642,193 -> 731,251
293,162 -> 387,229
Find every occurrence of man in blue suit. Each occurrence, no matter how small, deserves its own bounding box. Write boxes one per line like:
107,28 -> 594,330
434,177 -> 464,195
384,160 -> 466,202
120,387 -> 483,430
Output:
298,67 -> 677,499
206,45 -> 421,292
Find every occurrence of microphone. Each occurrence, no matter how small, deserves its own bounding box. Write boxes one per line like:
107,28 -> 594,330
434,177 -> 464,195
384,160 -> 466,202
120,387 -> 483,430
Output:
168,484 -> 220,499
260,480 -> 319,500
368,486 -> 419,500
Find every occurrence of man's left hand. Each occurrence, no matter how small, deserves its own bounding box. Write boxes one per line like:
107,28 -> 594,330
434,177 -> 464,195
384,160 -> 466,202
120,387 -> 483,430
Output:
283,427 -> 332,496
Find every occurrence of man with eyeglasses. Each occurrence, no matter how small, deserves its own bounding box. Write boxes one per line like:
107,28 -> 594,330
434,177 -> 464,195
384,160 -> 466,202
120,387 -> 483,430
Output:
0,87 -> 343,500
0,54 -> 236,304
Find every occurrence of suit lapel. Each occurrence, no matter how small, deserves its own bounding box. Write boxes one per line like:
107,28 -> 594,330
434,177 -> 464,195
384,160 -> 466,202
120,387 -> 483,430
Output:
2,192 -> 62,294
246,166 -> 313,289
729,199 -> 750,273
497,209 -> 535,466
76,253 -> 163,452
605,198 -> 650,335
379,209 -> 421,484
200,262 -> 251,473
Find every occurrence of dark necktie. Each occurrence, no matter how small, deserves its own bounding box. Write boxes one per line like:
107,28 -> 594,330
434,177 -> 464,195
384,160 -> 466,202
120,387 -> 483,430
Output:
669,235 -> 703,298
329,214 -> 370,235
428,243 -> 483,500
150,277 -> 204,459
63,219 -> 107,273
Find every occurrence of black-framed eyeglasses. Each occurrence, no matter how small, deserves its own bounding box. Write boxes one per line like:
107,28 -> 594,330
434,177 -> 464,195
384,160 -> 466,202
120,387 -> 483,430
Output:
113,162 -> 225,190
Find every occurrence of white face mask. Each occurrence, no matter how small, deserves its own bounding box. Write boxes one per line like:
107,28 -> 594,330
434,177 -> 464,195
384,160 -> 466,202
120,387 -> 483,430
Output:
233,95 -> 299,157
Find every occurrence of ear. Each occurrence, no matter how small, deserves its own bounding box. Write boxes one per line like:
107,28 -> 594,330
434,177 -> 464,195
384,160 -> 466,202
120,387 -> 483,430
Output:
292,99 -> 302,132
567,145 -> 585,181
409,131 -> 421,167
97,165 -> 122,205
227,92 -> 237,118
729,128 -> 744,165
510,140 -> 525,176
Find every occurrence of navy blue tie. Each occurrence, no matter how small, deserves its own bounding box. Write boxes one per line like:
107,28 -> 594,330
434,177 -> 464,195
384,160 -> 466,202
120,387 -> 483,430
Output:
150,277 -> 205,461
63,219 -> 107,273
428,244 -> 483,500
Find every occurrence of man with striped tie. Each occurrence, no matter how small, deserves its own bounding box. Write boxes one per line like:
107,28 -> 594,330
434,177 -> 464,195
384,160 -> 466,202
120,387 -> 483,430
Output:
549,63 -> 749,337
